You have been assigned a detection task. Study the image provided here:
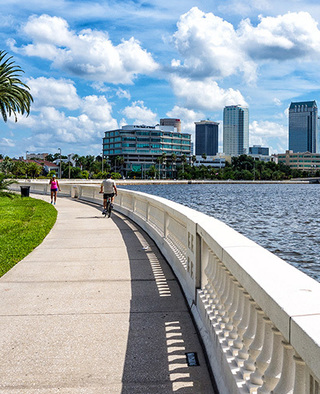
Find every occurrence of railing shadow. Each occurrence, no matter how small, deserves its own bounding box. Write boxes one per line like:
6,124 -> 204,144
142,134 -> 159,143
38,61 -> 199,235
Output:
110,211 -> 216,393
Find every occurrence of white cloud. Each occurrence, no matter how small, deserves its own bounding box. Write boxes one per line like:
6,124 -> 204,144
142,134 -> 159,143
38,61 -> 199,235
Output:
166,105 -> 205,138
172,7 -> 257,83
170,76 -> 247,111
122,101 -> 158,125
14,91 -> 118,145
27,77 -> 81,110
11,14 -> 158,84
273,98 -> 282,106
239,12 -> 320,60
171,8 -> 320,86
0,138 -> 15,147
116,88 -> 131,100
250,120 -> 287,153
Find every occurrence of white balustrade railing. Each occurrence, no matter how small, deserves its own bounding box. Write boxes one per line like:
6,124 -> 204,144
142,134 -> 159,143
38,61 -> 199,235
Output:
9,181 -> 320,394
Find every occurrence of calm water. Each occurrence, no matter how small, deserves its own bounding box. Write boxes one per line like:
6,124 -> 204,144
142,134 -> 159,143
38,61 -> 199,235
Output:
119,183 -> 320,282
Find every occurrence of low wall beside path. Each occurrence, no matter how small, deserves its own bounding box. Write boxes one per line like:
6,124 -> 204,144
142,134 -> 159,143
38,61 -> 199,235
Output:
10,180 -> 320,393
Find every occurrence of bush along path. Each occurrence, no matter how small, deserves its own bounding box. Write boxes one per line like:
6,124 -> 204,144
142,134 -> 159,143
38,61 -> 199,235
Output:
0,195 -> 57,277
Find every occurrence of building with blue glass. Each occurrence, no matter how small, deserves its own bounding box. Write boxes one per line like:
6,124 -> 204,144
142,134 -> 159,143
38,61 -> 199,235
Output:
289,101 -> 318,153
102,123 -> 191,177
195,120 -> 219,156
223,105 -> 249,156
249,145 -> 269,155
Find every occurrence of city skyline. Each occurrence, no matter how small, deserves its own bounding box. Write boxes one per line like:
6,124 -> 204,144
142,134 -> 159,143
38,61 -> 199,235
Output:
2,1 -> 320,158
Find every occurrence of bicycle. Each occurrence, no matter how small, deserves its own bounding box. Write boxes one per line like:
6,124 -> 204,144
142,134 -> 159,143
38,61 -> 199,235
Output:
103,195 -> 113,218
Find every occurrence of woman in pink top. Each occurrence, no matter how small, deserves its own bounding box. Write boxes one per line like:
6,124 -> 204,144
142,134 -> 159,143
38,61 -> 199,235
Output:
49,174 -> 61,205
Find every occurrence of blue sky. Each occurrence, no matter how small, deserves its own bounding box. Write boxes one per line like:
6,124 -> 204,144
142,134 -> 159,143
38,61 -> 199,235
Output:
2,0 -> 320,158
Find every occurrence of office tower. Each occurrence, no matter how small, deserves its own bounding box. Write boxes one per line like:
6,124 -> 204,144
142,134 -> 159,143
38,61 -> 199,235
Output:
195,120 -> 219,156
223,105 -> 249,156
102,123 -> 191,177
160,118 -> 181,133
289,101 -> 318,153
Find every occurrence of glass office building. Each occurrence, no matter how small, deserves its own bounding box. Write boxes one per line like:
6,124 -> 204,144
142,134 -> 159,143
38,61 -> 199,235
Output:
102,124 -> 191,177
289,101 -> 318,153
223,105 -> 249,156
195,120 -> 219,156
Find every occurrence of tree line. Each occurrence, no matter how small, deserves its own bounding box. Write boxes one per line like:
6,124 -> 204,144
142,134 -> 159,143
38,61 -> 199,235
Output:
1,153 -> 316,180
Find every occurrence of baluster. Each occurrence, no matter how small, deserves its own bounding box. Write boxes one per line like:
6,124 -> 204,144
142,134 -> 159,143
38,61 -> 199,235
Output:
223,278 -> 239,337
198,249 -> 215,316
243,307 -> 265,380
218,273 -> 236,338
207,262 -> 225,325
232,291 -> 250,357
202,248 -> 214,300
211,266 -> 230,331
258,327 -> 283,393
236,298 -> 257,367
227,284 -> 244,345
248,317 -> 273,389
216,269 -> 232,329
273,341 -> 295,394
203,255 -> 219,313
293,355 -> 306,393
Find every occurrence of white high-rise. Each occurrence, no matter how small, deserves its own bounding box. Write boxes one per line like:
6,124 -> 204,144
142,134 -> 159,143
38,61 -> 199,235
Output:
223,105 -> 249,156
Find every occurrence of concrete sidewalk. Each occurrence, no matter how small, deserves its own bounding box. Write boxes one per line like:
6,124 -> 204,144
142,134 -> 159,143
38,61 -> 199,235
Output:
0,196 -> 215,393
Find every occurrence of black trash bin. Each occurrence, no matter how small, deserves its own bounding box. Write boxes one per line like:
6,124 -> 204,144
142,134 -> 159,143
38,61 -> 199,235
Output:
20,186 -> 30,197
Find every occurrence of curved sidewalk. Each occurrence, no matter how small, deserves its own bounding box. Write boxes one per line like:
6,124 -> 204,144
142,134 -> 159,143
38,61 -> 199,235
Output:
0,196 -> 215,393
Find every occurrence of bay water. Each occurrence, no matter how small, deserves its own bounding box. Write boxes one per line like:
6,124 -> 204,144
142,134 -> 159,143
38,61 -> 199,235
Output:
119,183 -> 320,282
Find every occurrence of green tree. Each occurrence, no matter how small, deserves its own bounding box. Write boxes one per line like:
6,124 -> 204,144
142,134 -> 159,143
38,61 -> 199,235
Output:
0,50 -> 33,122
26,162 -> 42,178
0,156 -> 13,175
0,172 -> 17,196
146,165 -> 157,179
11,160 -> 27,177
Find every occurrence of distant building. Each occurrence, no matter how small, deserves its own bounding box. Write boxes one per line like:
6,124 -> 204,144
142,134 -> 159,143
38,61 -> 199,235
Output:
160,118 -> 181,133
223,105 -> 249,156
195,120 -> 219,156
193,153 -> 231,168
102,123 -> 191,177
249,145 -> 269,156
26,152 -> 48,160
277,150 -> 320,171
289,101 -> 318,153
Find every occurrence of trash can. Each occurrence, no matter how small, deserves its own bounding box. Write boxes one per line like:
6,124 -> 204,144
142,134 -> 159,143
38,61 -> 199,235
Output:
20,186 -> 30,197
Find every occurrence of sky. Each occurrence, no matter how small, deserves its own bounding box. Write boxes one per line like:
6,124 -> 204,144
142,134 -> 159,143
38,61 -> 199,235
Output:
2,0 -> 320,158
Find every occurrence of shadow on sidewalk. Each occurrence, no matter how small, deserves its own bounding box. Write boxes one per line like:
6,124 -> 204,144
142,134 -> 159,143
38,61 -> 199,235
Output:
111,211 -> 216,394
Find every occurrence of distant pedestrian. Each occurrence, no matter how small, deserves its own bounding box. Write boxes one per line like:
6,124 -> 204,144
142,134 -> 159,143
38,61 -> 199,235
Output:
49,174 -> 61,205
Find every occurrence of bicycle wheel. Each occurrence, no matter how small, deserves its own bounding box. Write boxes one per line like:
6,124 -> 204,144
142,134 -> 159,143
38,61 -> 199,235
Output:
107,201 -> 112,218
104,202 -> 109,217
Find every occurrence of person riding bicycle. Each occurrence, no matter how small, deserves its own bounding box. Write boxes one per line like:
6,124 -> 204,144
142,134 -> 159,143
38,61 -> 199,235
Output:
100,173 -> 117,213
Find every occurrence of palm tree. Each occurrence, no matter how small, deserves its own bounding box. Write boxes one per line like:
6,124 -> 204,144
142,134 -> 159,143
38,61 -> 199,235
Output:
171,153 -> 177,179
0,172 -> 17,197
0,51 -> 33,122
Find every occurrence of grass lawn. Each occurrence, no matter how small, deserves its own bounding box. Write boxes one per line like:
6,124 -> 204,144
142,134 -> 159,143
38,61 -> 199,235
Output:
0,195 -> 57,277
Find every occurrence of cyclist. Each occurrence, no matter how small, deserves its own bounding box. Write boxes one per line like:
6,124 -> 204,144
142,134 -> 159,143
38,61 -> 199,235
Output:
100,173 -> 117,214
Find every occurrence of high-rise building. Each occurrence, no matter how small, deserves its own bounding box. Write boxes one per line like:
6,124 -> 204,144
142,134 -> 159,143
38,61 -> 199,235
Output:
195,120 -> 219,156
160,118 -> 181,133
223,105 -> 249,156
288,101 -> 318,153
102,123 -> 191,177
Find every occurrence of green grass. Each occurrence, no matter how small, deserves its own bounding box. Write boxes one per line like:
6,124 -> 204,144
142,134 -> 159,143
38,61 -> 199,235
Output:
0,195 -> 57,277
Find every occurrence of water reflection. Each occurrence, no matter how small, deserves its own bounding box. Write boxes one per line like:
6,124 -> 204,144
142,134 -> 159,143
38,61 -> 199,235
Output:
119,183 -> 320,282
